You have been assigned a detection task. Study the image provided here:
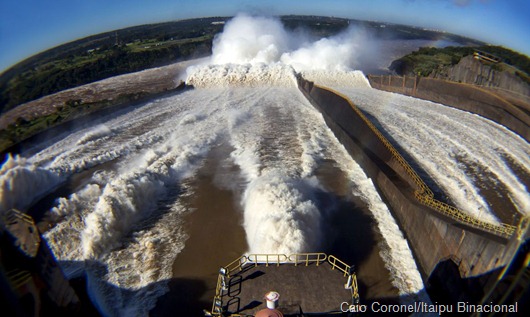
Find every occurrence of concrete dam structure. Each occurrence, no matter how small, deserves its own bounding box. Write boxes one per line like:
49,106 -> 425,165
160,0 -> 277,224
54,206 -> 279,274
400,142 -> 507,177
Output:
2,70 -> 528,315
296,76 -> 529,305
4,12 -> 529,314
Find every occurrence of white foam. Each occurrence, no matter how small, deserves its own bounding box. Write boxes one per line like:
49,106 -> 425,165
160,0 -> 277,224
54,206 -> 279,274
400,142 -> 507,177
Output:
337,87 -> 530,220
296,116 -> 327,178
221,87 -> 328,254
36,88 -> 231,316
243,171 -> 323,254
49,183 -> 102,221
44,183 -> 103,276
301,70 -> 371,88
46,178 -> 190,316
221,84 -> 428,302
211,14 -> 291,65
79,92 -> 225,260
326,127 -> 428,298
86,200 -> 189,317
75,124 -> 113,146
24,81 -> 433,315
186,63 -> 298,88
208,13 -> 375,72
81,171 -> 166,259
0,153 -> 62,216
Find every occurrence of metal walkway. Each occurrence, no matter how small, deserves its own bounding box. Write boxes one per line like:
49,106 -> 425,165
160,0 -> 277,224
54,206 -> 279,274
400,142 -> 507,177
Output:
207,253 -> 359,316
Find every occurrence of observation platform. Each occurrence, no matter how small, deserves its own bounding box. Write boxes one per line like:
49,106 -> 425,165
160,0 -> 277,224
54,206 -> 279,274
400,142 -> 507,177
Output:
208,253 -> 359,316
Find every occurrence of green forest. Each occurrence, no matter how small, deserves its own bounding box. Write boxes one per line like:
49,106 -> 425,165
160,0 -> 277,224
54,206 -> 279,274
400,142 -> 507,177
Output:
0,15 -> 487,114
0,18 -> 227,113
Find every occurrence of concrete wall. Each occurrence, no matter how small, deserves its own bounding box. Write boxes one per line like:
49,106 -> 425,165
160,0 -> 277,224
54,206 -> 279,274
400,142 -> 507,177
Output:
297,77 -> 522,298
433,56 -> 530,97
368,75 -> 530,142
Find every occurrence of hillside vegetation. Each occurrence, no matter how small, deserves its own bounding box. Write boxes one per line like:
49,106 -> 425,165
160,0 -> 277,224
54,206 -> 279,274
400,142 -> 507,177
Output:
1,16 -> 485,113
0,18 -> 228,113
389,45 -> 530,83
0,16 -> 354,113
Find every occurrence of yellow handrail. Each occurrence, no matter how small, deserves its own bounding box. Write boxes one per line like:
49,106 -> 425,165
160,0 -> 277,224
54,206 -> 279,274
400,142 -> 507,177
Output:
288,253 -> 327,266
247,254 -> 288,266
4,208 -> 36,225
224,255 -> 248,277
211,292 -> 223,315
7,269 -> 32,289
327,255 -> 360,303
327,255 -> 351,277
312,84 -> 516,238
209,253 -> 359,316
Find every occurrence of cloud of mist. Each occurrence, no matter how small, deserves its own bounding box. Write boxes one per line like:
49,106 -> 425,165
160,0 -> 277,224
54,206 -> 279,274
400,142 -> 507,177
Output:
212,14 -> 291,65
281,28 -> 367,71
210,13 -> 378,72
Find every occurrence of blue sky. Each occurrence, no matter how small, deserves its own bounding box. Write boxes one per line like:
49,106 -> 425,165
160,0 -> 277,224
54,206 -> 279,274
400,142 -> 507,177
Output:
1,0 -> 529,72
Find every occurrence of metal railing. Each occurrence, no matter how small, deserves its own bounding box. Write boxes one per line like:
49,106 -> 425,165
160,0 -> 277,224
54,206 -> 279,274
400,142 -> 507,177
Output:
327,255 -> 351,277
7,269 -> 32,289
288,253 -> 327,266
319,86 -> 432,196
209,253 -> 358,316
244,253 -> 328,267
211,255 -> 248,315
327,255 -> 360,304
4,208 -> 36,225
247,254 -> 288,266
473,51 -> 501,63
313,84 -> 516,239
415,193 -> 516,236
224,255 -> 248,277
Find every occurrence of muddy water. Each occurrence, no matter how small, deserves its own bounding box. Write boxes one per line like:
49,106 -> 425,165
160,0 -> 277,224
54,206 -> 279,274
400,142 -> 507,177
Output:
152,151 -> 400,316
21,84 -> 419,316
314,160 -> 400,301
152,145 -> 248,316
171,146 -> 248,279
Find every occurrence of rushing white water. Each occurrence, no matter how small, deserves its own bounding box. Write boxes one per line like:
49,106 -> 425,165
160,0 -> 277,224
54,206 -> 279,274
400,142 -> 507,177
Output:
333,86 -> 530,222
186,63 -> 298,88
0,153 -> 62,216
0,63 -> 431,315
301,69 -> 371,88
209,13 -> 375,71
4,13 -> 527,317
332,146 -> 428,298
39,87 -> 229,316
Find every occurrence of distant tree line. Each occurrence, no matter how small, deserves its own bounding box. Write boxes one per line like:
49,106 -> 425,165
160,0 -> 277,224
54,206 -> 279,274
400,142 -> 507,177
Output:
0,18 -> 226,113
3,16 -> 527,114
0,41 -> 211,111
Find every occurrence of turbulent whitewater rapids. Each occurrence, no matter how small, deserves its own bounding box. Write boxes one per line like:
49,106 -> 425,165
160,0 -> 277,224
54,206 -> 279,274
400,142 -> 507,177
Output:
2,13 -> 529,317
0,61 -> 429,315
332,86 -> 530,224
